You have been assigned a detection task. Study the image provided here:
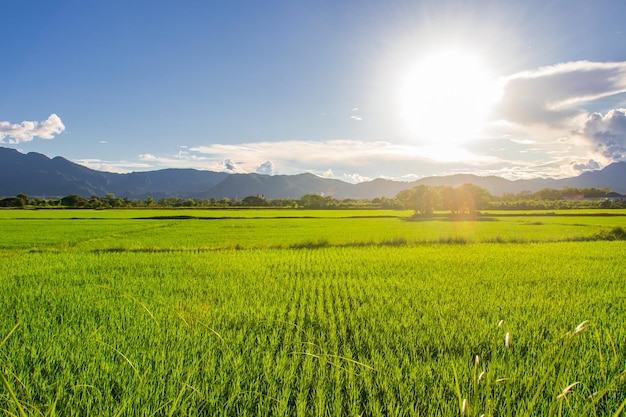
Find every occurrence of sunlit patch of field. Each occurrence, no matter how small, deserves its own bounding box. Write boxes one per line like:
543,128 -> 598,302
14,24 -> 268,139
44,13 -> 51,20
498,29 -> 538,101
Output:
1,210 -> 625,415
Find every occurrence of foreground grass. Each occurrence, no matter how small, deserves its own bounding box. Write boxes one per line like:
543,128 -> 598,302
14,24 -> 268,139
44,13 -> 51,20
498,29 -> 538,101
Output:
1,211 -> 625,415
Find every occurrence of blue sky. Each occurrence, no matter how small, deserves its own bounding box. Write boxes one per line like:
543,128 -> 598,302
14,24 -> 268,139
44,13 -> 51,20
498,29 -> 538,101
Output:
2,0 -> 626,183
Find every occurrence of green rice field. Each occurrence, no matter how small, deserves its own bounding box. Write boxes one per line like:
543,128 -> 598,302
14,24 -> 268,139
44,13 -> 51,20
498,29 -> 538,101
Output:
1,209 -> 625,416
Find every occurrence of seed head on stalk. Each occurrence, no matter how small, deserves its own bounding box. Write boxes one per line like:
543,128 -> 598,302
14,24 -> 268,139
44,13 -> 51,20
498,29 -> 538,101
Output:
505,332 -> 511,348
478,371 -> 486,385
461,398 -> 467,415
574,320 -> 589,334
557,382 -> 581,399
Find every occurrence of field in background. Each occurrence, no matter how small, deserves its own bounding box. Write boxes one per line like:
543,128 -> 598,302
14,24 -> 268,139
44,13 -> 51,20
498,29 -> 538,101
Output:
1,209 -> 625,416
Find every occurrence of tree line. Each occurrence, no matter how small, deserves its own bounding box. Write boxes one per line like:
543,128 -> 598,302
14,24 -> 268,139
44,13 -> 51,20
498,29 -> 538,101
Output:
0,192 -> 401,210
1,185 -> 624,210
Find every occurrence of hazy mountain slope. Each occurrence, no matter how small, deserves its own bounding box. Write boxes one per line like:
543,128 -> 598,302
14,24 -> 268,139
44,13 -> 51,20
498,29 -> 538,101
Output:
107,169 -> 230,198
1,147 -> 624,199
203,173 -> 354,200
554,162 -> 626,193
0,148 -> 112,196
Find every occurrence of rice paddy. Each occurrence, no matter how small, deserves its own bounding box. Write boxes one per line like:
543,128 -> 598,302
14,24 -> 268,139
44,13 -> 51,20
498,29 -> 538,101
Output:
1,209 -> 625,415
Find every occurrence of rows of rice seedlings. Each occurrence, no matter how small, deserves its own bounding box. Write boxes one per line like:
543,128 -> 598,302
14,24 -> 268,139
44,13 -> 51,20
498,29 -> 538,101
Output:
3,213 -> 625,255
1,239 -> 625,415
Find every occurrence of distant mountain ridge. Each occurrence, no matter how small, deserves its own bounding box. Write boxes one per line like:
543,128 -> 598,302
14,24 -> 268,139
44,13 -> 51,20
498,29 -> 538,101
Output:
1,147 -> 625,199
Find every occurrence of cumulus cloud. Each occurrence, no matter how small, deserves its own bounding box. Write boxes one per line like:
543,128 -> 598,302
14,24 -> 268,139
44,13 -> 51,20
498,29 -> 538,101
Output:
316,169 -> 371,184
495,61 -> 626,127
571,159 -> 601,173
320,169 -> 335,179
139,153 -> 159,161
340,172 -> 372,183
221,158 -> 247,173
255,160 -> 276,175
0,114 -> 65,144
579,108 -> 626,161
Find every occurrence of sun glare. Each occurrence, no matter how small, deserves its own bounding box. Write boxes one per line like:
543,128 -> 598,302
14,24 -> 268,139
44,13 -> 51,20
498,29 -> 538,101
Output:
398,47 -> 501,145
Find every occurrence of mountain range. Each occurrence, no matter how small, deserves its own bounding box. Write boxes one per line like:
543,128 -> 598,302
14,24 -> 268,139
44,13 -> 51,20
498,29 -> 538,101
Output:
1,147 -> 625,200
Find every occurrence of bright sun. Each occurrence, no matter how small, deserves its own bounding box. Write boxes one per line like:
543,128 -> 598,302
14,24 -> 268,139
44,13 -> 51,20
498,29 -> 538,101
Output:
398,47 -> 501,145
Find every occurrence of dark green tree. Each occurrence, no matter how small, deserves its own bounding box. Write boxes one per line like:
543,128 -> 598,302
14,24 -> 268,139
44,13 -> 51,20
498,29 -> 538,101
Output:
61,195 -> 88,207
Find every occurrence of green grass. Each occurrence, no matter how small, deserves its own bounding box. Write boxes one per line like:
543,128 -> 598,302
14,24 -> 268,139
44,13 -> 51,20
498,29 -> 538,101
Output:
1,210 -> 625,415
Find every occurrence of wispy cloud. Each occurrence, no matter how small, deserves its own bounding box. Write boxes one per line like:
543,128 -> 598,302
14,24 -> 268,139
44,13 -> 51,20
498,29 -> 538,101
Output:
73,137 -> 593,182
189,140 -> 496,169
137,152 -> 247,173
74,158 -> 153,173
182,140 -> 510,182
0,114 -> 65,144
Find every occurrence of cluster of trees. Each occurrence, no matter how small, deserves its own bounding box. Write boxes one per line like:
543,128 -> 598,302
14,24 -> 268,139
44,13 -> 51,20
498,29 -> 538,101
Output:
396,185 -> 626,214
1,186 -> 624,210
397,184 -> 491,215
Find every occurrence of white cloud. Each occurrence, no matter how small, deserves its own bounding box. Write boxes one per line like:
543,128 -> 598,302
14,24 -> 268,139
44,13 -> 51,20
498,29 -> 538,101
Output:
73,136 -> 591,182
75,158 -> 153,173
0,114 -> 65,144
484,60 -> 626,173
494,61 -> 626,127
578,108 -> 626,161
509,138 -> 535,145
221,158 -> 246,173
184,140 -> 508,181
320,169 -> 335,179
340,172 -> 372,183
139,153 -> 159,161
255,160 -> 276,175
316,169 -> 370,184
190,139 -> 494,168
